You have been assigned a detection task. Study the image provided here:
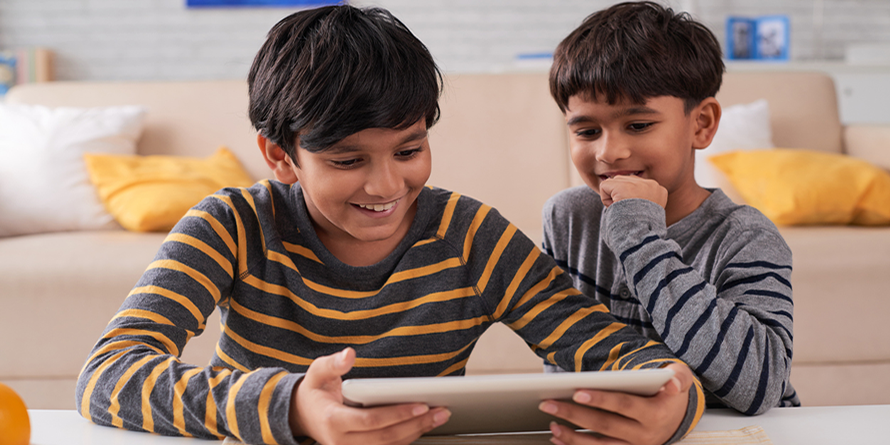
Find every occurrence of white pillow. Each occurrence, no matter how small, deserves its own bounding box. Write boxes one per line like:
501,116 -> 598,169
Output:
696,99 -> 773,188
0,103 -> 146,237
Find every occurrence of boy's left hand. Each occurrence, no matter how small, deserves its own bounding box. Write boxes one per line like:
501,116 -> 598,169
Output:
539,362 -> 693,445
599,175 -> 668,209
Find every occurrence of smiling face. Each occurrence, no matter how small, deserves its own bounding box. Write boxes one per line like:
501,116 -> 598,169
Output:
274,120 -> 432,266
565,94 -> 718,223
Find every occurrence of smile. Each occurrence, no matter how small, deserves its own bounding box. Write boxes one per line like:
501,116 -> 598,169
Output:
355,200 -> 399,212
599,171 -> 643,180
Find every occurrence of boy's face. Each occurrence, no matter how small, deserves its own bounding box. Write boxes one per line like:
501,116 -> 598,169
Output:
564,94 -> 708,209
287,120 -> 431,256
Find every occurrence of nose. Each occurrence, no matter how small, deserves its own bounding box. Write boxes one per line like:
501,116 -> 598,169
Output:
595,133 -> 631,164
364,158 -> 403,198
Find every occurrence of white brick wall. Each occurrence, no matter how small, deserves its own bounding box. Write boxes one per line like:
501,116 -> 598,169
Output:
0,0 -> 889,81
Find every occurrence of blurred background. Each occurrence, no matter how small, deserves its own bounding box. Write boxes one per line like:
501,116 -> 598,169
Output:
1,0 -> 889,122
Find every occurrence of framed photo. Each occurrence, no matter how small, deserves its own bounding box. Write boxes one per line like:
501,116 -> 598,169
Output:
725,15 -> 790,61
755,15 -> 790,60
187,0 -> 340,7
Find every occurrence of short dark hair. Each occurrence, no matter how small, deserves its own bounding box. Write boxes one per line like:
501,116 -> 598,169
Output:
549,1 -> 724,114
248,5 -> 442,158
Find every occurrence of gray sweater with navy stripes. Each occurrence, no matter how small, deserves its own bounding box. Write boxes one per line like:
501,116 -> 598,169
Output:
542,187 -> 799,415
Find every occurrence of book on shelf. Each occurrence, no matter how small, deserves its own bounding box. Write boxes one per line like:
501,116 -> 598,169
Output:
0,47 -> 53,96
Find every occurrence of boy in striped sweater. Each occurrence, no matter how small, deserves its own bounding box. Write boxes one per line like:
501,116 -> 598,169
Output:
541,2 -> 799,432
76,5 -> 703,445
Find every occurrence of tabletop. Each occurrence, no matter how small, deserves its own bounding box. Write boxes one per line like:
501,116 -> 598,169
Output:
28,404 -> 890,445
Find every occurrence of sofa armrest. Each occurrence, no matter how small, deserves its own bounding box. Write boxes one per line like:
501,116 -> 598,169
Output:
844,124 -> 890,170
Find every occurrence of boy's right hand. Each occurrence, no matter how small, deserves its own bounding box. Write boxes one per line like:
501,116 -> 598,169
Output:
599,175 -> 667,208
289,348 -> 451,445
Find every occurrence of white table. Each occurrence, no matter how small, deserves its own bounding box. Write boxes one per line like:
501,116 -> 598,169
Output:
29,405 -> 890,445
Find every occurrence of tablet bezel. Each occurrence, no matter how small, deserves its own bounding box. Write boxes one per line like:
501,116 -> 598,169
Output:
341,368 -> 675,435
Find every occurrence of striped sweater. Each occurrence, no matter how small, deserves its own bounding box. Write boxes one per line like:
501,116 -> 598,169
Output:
77,181 -> 703,444
542,186 -> 799,415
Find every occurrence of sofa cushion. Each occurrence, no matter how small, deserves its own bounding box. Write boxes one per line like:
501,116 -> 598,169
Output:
84,147 -> 254,232
711,149 -> 890,226
696,99 -> 774,189
0,103 -> 145,237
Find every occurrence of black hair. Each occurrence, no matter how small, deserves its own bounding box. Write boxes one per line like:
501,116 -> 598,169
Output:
550,1 -> 724,114
248,5 -> 442,158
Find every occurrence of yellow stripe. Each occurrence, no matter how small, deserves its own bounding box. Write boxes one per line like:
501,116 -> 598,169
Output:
128,285 -> 206,330
476,224 -> 516,294
79,349 -> 130,418
209,194 -> 248,279
260,180 -> 275,219
147,259 -> 222,304
610,341 -> 662,370
281,241 -> 322,263
414,238 -> 438,247
225,328 -> 314,366
462,205 -> 491,262
513,266 -> 567,310
354,342 -> 474,368
79,340 -> 165,378
244,274 -> 476,320
226,373 -> 252,440
493,248 -> 540,320
111,309 -> 174,326
229,299 -> 488,344
102,327 -> 180,357
508,288 -> 580,331
214,341 -> 251,372
140,357 -> 176,432
536,304 -> 608,349
573,322 -> 624,372
602,343 -> 626,371
438,357 -> 470,376
173,367 -> 204,436
436,192 -> 461,238
266,253 -> 464,300
108,354 -> 156,428
204,368 -> 233,438
240,188 -> 267,254
259,372 -> 288,445
183,209 -> 237,258
164,233 -> 234,278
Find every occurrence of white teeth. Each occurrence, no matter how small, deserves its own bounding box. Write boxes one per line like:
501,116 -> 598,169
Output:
358,201 -> 397,212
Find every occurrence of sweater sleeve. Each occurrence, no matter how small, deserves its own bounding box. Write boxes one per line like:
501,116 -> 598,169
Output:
468,204 -> 704,443
601,198 -> 794,415
75,193 -> 304,445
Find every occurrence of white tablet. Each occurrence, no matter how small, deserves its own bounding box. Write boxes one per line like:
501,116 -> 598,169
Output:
341,368 -> 674,435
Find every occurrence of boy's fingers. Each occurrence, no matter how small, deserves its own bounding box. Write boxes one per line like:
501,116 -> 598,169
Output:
540,399 -> 635,440
661,363 -> 693,396
334,405 -> 451,436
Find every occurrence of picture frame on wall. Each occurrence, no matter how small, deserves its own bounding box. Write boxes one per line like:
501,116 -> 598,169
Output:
187,0 -> 340,7
726,15 -> 790,61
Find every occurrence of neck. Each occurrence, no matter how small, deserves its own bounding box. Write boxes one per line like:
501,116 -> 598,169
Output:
665,184 -> 711,226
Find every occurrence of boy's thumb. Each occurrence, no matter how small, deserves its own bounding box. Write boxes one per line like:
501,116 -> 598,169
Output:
305,348 -> 356,388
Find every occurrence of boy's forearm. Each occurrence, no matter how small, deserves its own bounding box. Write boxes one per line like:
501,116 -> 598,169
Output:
601,199 -> 794,414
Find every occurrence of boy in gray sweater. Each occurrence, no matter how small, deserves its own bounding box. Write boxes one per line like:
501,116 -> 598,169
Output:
540,3 -> 798,439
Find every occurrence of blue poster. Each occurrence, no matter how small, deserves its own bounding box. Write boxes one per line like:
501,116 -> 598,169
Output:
187,0 -> 340,7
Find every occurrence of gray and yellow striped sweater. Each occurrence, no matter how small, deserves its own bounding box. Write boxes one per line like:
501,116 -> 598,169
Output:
77,181 -> 703,444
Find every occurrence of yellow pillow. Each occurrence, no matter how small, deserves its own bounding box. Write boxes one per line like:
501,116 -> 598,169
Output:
84,147 -> 254,232
709,149 -> 890,226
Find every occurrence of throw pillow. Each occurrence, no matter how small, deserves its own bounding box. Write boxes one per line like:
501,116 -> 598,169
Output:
84,147 -> 255,232
709,149 -> 890,226
696,99 -> 773,189
0,103 -> 146,237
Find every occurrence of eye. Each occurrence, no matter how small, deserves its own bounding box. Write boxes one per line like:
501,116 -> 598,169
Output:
395,148 -> 423,159
628,122 -> 654,132
574,128 -> 601,139
329,158 -> 361,169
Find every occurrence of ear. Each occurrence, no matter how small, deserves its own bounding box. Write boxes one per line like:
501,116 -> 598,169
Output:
258,134 -> 299,184
691,97 -> 721,150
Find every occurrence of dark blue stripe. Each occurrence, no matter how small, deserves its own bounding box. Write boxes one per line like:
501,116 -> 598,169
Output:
720,272 -> 792,293
550,258 -> 613,299
676,299 -> 718,357
744,342 -> 771,415
633,251 -> 681,286
742,289 -> 793,305
725,261 -> 791,271
646,267 -> 694,314
661,281 -> 707,341
697,306 -> 738,374
619,234 -> 659,262
712,326 -> 754,398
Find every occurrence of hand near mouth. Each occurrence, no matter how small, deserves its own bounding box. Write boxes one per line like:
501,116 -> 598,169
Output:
599,174 -> 668,208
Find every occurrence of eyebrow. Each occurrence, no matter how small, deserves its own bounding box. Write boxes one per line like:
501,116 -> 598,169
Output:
325,128 -> 429,154
566,106 -> 660,126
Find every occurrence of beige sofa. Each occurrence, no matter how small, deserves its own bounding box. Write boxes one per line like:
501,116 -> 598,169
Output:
2,71 -> 889,411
